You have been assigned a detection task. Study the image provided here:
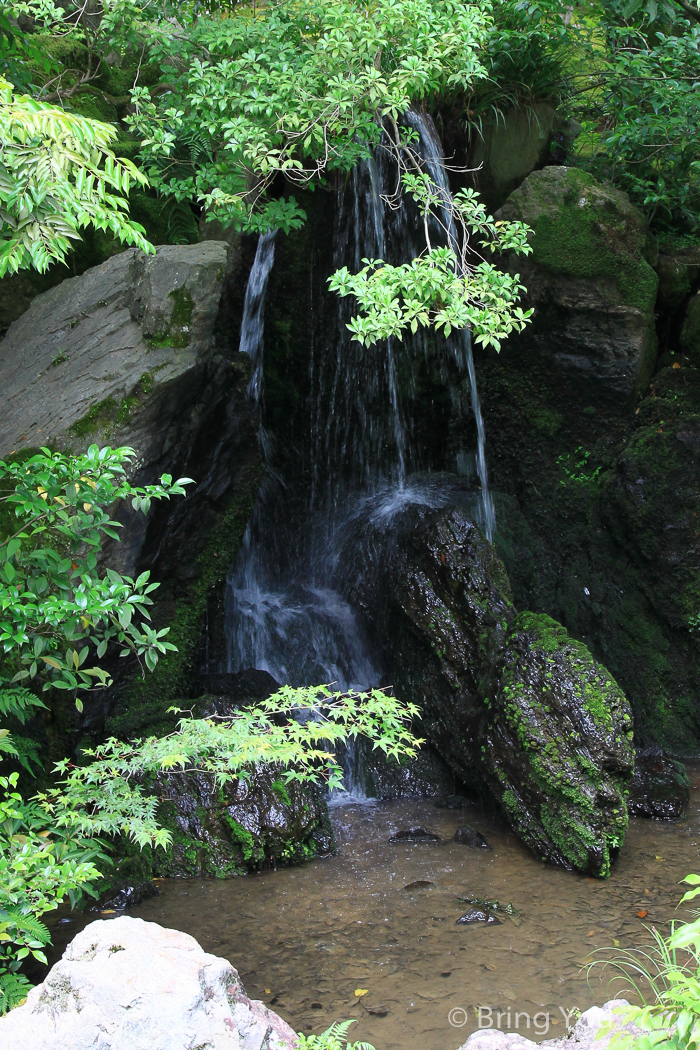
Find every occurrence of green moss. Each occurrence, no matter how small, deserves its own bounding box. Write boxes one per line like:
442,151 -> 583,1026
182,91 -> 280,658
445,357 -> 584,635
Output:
223,815 -> 263,864
107,456 -> 263,738
69,397 -> 118,438
528,168 -> 658,318
169,287 -> 194,328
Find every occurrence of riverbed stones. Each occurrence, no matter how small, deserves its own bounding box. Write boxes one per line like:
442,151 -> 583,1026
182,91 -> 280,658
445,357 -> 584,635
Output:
389,827 -> 442,843
456,908 -> 501,925
0,916 -> 296,1050
452,824 -> 490,848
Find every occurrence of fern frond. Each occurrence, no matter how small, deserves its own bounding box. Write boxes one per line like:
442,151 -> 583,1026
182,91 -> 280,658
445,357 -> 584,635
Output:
0,971 -> 32,1016
0,688 -> 47,725
0,908 -> 50,945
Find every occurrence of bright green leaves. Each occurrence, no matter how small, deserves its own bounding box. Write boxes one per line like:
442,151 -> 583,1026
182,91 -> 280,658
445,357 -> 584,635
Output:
39,684 -> 422,847
0,75 -> 153,277
329,175 -> 533,349
0,445 -> 193,706
126,0 -> 492,232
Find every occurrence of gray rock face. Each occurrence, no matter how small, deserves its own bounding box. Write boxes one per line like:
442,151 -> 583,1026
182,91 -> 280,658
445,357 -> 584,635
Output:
469,102 -> 557,210
0,242 -> 228,457
0,916 -> 296,1050
498,166 -> 658,402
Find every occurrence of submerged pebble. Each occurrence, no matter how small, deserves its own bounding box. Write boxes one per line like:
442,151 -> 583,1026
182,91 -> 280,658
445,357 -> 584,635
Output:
389,827 -> 441,843
403,880 -> 435,890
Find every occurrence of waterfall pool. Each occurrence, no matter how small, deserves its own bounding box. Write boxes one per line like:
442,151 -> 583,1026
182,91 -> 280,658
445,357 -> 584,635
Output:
47,764 -> 700,1050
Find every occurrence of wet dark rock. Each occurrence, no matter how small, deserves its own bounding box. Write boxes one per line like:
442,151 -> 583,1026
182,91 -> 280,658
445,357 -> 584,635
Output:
434,794 -> 472,809
455,908 -> 501,925
389,827 -> 441,843
338,738 -> 455,800
403,880 -> 436,890
458,894 -> 517,916
90,881 -> 160,912
452,825 -> 489,849
627,750 -> 690,819
191,668 -> 280,705
344,495 -> 634,877
365,1004 -> 389,1017
129,766 -> 334,878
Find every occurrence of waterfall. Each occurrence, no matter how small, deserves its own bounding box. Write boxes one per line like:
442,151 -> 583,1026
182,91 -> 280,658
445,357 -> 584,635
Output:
404,109 -> 496,541
225,111 -> 498,795
240,229 -> 277,405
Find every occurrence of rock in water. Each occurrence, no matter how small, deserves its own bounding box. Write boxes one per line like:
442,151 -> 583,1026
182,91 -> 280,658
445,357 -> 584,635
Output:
452,825 -> 489,849
343,494 -> 634,877
627,750 -> 689,819
456,908 -> 501,925
0,916 -> 296,1050
390,827 -> 441,843
90,881 -> 160,912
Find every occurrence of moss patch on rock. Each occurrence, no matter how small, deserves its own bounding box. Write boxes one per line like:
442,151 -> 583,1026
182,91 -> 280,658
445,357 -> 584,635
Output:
502,166 -> 658,319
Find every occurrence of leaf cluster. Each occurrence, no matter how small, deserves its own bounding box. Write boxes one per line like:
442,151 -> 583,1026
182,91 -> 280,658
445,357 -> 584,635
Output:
0,444 -> 193,708
0,74 -> 153,275
38,684 -> 422,846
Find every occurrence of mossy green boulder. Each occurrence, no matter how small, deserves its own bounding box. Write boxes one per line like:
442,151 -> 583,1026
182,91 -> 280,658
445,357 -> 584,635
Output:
482,612 -> 632,877
344,492 -> 634,877
498,166 -> 658,399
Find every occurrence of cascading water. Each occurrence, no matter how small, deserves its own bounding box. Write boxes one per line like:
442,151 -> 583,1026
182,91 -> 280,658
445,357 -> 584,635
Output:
226,110 -> 497,794
404,109 -> 496,541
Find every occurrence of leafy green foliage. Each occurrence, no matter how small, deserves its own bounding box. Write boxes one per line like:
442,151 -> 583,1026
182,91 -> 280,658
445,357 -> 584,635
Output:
126,0 -> 491,233
0,75 -> 153,275
591,875 -> 700,1050
0,445 -> 193,710
39,685 -> 421,846
330,176 -> 533,349
297,1020 -> 375,1050
0,771 -> 106,1004
580,24 -> 700,229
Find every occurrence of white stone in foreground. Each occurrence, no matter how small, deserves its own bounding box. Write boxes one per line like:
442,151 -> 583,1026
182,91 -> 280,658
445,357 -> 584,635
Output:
458,1000 -> 642,1050
0,916 -> 296,1050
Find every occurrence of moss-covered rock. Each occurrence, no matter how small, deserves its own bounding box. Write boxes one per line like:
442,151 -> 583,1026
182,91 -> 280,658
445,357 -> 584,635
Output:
140,766 -> 334,878
498,166 -> 658,399
482,612 -> 632,877
343,492 -> 634,876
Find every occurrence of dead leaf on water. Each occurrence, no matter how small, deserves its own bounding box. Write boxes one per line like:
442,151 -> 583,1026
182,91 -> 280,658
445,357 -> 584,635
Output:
355,989 -> 369,998
638,910 -> 648,918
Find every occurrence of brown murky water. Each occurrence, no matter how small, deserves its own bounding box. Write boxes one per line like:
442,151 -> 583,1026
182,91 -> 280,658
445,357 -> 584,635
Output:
49,765 -> 700,1050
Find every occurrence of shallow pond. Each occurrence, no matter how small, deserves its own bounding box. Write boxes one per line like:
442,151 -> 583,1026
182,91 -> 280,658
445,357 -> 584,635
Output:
49,765 -> 700,1050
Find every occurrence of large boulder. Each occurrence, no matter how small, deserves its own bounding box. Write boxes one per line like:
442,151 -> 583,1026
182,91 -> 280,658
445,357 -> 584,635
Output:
0,916 -> 296,1050
0,242 -> 228,458
342,490 -> 634,876
498,166 -> 659,402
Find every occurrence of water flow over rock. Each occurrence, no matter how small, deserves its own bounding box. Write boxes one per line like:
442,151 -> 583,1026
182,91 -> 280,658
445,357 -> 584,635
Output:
226,113 -> 493,702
